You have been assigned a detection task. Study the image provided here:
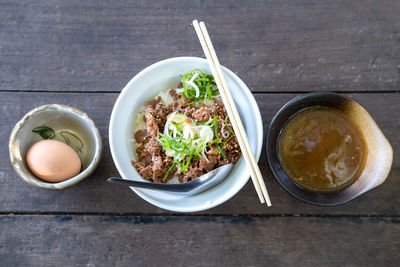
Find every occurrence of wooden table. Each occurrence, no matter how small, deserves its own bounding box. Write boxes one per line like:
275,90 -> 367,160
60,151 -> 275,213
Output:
1,1 -> 399,266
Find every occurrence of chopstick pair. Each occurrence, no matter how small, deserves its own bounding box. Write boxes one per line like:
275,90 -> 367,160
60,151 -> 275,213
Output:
192,20 -> 271,206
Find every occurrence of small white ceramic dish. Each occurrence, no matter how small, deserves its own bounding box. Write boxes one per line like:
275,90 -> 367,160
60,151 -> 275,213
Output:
109,57 -> 263,212
9,104 -> 103,190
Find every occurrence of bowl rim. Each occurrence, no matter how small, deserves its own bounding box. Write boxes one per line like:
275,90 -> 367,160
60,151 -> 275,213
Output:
109,56 -> 263,212
266,92 -> 393,206
9,104 -> 103,190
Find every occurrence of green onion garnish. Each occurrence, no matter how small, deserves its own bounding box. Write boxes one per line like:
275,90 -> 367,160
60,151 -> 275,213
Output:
181,69 -> 219,102
163,162 -> 177,181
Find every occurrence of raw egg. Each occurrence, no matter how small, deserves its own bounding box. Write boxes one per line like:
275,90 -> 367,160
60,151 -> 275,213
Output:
26,139 -> 81,182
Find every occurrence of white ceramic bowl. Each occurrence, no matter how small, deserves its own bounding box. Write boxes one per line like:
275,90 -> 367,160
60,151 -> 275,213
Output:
109,57 -> 263,212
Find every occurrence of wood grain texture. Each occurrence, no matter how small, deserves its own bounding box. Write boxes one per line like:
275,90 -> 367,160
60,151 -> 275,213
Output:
0,215 -> 399,267
2,1 -> 399,264
1,0 -> 399,92
1,92 -> 399,215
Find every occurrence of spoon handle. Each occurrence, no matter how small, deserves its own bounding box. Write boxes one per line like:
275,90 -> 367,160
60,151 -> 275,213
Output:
107,177 -> 194,192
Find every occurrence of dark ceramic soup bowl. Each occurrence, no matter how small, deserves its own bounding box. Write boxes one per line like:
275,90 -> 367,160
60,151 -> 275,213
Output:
266,92 -> 392,206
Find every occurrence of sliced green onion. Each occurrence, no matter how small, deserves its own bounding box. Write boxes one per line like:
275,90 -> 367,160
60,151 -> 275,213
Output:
163,162 -> 177,181
206,84 -> 212,99
222,135 -> 234,150
181,155 -> 192,173
180,69 -> 219,102
224,115 -> 234,135
212,116 -> 222,143
217,144 -> 227,159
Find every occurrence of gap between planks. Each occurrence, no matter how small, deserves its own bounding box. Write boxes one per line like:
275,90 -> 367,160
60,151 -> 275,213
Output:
0,211 -> 399,218
0,90 -> 399,94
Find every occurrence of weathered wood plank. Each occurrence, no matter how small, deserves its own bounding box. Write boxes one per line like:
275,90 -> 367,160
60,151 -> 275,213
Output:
0,215 -> 399,266
1,92 -> 398,214
1,0 -> 399,92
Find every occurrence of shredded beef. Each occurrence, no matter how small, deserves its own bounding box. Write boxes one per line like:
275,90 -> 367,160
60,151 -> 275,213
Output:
146,138 -> 162,155
144,97 -> 170,137
131,161 -> 153,180
136,146 -> 152,165
214,99 -> 226,116
145,113 -> 159,137
192,105 -> 214,122
151,155 -> 164,182
135,129 -> 149,144
199,155 -> 218,172
181,168 -> 203,183
177,105 -> 196,117
131,88 -> 242,183
169,89 -> 177,97
179,96 -> 193,105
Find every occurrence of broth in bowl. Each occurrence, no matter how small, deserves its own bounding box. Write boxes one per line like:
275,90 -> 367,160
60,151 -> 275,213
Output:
278,107 -> 367,193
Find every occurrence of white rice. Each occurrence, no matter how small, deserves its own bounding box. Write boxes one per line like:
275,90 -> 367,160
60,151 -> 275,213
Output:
134,105 -> 146,131
155,89 -> 175,106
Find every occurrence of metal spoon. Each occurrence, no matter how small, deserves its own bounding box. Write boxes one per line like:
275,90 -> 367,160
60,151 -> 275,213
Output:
107,164 -> 233,196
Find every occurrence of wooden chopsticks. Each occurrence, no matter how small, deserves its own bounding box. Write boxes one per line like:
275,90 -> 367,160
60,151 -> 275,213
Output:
192,20 -> 271,206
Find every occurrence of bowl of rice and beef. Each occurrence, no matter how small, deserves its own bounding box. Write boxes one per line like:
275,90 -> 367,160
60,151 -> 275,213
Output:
132,69 -> 241,184
109,57 -> 263,212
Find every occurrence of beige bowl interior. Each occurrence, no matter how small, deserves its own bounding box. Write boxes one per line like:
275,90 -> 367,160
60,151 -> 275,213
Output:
342,99 -> 393,193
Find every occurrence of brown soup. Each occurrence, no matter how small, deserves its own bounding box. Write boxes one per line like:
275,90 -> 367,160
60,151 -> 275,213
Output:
278,107 -> 367,193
